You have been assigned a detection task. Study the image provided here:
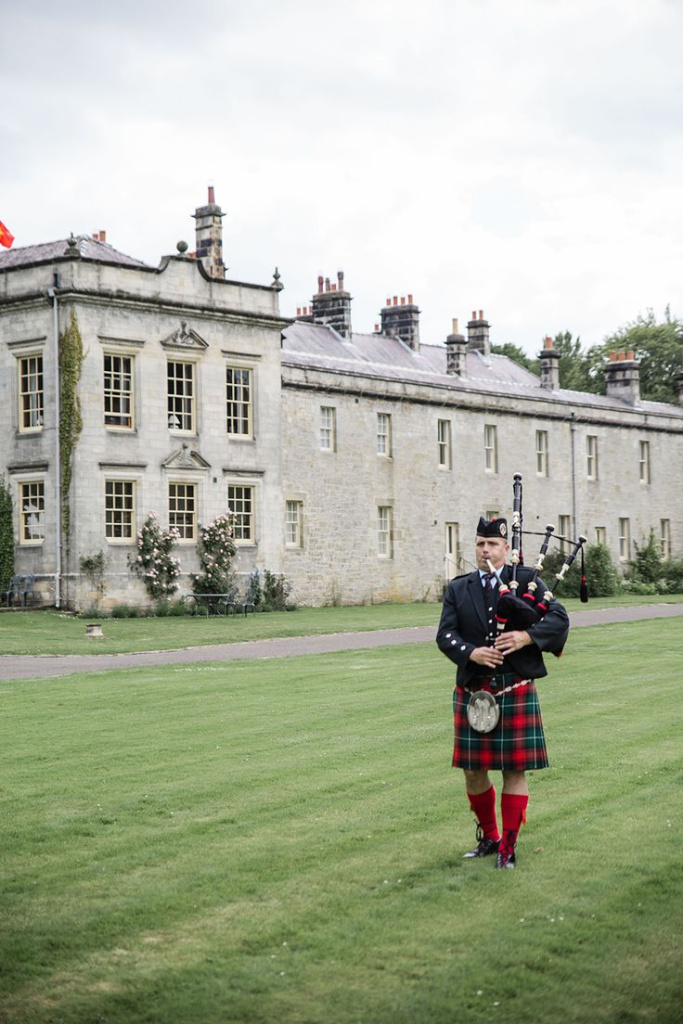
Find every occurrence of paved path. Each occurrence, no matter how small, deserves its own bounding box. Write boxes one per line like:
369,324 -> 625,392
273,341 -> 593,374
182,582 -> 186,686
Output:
1,603 -> 681,681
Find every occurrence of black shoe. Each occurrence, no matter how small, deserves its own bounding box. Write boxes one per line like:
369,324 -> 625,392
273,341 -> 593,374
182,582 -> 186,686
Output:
495,831 -> 517,869
463,825 -> 500,859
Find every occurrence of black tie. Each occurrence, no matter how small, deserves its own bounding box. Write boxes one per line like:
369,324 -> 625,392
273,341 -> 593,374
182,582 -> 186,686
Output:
483,572 -> 495,596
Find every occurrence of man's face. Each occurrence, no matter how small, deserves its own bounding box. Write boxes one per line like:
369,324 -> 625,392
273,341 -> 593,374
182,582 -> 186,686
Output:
475,535 -> 509,571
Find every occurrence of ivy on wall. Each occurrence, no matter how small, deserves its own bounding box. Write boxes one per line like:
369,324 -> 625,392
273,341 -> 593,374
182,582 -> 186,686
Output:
59,310 -> 84,549
0,476 -> 15,592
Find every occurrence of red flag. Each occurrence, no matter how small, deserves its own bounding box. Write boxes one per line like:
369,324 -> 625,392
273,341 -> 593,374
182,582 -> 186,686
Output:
0,221 -> 15,248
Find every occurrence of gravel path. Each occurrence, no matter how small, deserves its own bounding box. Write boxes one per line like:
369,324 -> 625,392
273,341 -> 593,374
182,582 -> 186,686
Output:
1,603 -> 681,681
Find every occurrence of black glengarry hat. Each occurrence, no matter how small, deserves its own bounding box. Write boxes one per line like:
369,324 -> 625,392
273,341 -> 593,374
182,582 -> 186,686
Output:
476,516 -> 508,539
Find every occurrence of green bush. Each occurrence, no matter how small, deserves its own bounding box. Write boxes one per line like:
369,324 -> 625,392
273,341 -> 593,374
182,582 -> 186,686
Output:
262,569 -> 292,611
628,531 -> 662,584
541,542 -> 618,599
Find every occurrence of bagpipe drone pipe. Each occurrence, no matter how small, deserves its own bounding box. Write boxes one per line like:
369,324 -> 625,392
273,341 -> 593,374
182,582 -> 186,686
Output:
490,473 -> 588,655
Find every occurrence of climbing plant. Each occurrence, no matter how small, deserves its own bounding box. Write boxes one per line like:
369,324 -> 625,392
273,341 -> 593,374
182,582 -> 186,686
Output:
0,475 -> 14,592
130,513 -> 182,600
191,511 -> 238,597
59,310 -> 84,547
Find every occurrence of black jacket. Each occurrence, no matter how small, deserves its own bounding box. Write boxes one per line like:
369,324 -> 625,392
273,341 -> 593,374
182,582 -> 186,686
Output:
436,565 -> 570,689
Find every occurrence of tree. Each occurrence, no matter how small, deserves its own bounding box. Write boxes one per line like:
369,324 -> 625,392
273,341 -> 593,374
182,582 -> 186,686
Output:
591,308 -> 683,405
552,331 -> 600,393
490,342 -> 539,375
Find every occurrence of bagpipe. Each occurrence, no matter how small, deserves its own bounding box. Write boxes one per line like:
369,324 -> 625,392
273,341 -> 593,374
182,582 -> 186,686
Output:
490,473 -> 588,643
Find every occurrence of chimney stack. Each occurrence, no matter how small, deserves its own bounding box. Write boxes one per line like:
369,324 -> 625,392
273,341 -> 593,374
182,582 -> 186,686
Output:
380,294 -> 421,351
604,350 -> 640,404
445,317 -> 467,376
311,270 -> 352,337
539,336 -> 560,390
192,185 -> 226,280
467,310 -> 490,357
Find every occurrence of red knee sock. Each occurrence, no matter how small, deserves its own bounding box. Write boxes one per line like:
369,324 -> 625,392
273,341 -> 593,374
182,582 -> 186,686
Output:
500,793 -> 529,852
467,785 -> 500,841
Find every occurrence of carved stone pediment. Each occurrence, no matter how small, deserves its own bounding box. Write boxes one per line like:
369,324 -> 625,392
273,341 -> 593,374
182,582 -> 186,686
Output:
162,443 -> 211,471
161,320 -> 208,351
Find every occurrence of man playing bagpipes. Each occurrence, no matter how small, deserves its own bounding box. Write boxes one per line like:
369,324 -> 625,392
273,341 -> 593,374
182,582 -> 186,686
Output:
436,484 -> 580,869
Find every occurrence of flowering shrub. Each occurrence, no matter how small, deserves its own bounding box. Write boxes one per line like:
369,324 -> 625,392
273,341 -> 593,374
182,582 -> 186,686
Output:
191,511 -> 238,597
129,512 -> 182,600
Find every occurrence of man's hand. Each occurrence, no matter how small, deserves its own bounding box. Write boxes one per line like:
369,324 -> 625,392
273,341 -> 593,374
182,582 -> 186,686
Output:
494,630 -> 532,655
469,645 -> 505,669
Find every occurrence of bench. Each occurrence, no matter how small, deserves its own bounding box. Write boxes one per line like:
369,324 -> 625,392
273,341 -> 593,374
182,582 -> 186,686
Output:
1,574 -> 36,608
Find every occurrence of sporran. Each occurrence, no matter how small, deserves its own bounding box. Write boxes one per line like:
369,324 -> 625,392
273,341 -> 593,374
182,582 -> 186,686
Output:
466,690 -> 500,734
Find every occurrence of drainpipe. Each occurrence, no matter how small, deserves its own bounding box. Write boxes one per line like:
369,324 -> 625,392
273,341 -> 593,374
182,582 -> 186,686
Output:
47,283 -> 61,609
570,411 -> 578,540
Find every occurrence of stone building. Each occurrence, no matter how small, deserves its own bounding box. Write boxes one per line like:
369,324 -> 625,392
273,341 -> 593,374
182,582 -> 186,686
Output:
1,191 -> 682,609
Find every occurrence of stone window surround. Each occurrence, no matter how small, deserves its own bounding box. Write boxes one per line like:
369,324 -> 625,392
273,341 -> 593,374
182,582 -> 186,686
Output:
17,475 -> 46,546
168,479 -> 198,542
285,499 -> 304,548
437,418 -> 451,469
167,357 -> 197,435
104,478 -> 137,543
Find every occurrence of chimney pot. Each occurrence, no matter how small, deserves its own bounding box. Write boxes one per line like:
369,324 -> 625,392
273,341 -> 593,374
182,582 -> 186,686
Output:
208,185 -> 215,204
374,323 -> 379,332
479,310 -> 484,320
544,336 -> 554,349
331,283 -> 337,291
318,275 -> 324,293
452,317 -> 459,334
408,293 -> 413,304
472,311 -> 477,321
325,277 -> 330,292
626,349 -> 635,360
393,296 -> 398,306
297,307 -> 301,316
337,270 -> 344,290
400,296 -> 405,305
609,351 -> 617,361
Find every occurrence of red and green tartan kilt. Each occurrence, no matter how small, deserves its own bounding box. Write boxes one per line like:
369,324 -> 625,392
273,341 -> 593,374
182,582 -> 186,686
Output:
452,679 -> 549,772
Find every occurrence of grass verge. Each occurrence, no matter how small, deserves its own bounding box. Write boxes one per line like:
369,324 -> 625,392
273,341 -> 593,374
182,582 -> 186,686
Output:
1,620 -> 682,1023
0,593 -> 680,656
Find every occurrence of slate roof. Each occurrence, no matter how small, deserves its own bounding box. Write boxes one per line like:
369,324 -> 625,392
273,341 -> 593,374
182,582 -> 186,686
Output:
281,320 -> 683,418
0,235 -> 150,270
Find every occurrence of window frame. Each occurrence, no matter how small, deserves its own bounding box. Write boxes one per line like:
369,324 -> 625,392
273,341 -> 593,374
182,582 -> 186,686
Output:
437,419 -> 451,469
285,499 -> 303,548
445,521 -> 461,578
104,352 -> 134,430
639,440 -> 651,484
18,478 -> 45,545
558,514 -> 572,555
167,359 -> 196,434
227,484 -> 255,544
377,505 -> 393,558
320,406 -> 337,452
104,479 -> 136,543
535,429 -> 548,477
168,481 -> 197,542
18,353 -> 44,433
660,519 -> 671,560
226,365 -> 253,438
586,434 -> 599,481
484,424 -> 498,473
376,412 -> 391,457
618,517 -> 631,561
595,526 -> 607,547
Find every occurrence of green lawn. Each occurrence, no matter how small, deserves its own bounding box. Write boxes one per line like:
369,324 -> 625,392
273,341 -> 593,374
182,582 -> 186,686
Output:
0,593 -> 680,656
1,619 -> 681,1023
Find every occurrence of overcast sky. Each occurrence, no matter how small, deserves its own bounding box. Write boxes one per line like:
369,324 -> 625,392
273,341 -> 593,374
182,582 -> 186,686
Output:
2,0 -> 682,355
